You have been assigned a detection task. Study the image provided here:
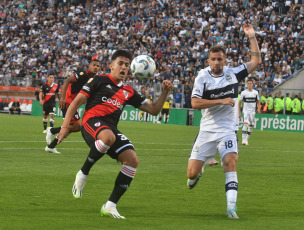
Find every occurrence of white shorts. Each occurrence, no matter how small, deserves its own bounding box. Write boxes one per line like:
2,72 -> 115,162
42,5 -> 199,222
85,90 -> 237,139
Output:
189,131 -> 238,162
243,112 -> 256,126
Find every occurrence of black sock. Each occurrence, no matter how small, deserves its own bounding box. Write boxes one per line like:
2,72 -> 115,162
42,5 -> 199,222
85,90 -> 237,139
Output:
109,171 -> 133,204
51,127 -> 61,135
43,122 -> 47,130
81,145 -> 104,175
48,138 -> 58,149
50,121 -> 54,127
165,117 -> 168,123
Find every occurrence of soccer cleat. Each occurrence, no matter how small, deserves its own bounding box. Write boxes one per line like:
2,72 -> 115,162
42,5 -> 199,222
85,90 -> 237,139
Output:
46,127 -> 54,145
245,140 -> 249,145
43,130 -> 47,134
72,170 -> 87,198
208,160 -> 219,166
187,164 -> 206,189
45,146 -> 61,154
100,204 -> 126,219
227,206 -> 239,219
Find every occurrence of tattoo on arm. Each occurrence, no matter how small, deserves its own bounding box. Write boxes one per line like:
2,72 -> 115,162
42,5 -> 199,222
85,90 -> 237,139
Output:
251,52 -> 261,57
249,36 -> 256,40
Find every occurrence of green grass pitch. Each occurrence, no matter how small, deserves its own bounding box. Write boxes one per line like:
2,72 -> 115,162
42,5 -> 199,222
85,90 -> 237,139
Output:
0,114 -> 303,230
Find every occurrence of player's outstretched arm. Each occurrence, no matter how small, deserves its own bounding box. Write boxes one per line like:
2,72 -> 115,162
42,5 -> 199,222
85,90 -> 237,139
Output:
139,80 -> 173,115
58,76 -> 77,109
57,93 -> 87,143
192,97 -> 235,110
243,24 -> 261,74
39,91 -> 43,106
238,99 -> 242,118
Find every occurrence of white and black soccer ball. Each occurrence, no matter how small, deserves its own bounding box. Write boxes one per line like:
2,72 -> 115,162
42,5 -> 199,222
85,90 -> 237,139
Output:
130,55 -> 156,80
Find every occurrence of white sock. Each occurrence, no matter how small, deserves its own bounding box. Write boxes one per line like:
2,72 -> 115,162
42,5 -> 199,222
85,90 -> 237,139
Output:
242,125 -> 247,141
246,126 -> 252,141
78,170 -> 88,179
95,140 -> 110,153
225,172 -> 238,210
105,200 -> 116,208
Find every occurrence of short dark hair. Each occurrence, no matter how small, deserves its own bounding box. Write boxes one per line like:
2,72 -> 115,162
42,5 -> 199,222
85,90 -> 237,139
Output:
111,50 -> 133,62
209,45 -> 226,57
247,78 -> 253,82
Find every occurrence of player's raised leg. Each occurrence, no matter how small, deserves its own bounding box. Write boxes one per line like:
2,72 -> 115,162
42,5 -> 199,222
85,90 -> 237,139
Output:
187,159 -> 205,189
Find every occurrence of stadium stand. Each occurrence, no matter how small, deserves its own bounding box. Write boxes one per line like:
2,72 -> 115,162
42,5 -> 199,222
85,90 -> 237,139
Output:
0,0 -> 303,112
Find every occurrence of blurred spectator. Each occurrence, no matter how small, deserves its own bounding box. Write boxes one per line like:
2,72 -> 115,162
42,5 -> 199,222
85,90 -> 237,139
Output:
0,0 -> 303,107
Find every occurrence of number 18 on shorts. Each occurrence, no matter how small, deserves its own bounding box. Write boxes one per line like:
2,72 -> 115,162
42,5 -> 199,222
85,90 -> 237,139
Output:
190,132 -> 238,162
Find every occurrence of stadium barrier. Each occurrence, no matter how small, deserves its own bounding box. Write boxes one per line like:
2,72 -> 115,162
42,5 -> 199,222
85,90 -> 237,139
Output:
31,102 -> 304,132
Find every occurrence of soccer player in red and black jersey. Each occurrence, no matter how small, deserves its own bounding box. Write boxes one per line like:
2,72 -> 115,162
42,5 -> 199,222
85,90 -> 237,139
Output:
58,50 -> 173,219
39,72 -> 59,134
45,56 -> 100,154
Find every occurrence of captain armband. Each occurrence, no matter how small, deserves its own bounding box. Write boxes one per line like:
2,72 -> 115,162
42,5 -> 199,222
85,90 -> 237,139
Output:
251,52 -> 261,57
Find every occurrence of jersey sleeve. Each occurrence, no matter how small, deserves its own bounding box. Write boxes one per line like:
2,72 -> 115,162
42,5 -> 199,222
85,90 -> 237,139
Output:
128,89 -> 146,108
239,91 -> 244,101
232,64 -> 249,82
191,76 -> 204,98
79,76 -> 99,98
73,71 -> 85,81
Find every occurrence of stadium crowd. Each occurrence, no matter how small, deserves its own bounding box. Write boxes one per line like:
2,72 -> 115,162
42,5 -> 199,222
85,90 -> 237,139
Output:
0,0 -> 304,109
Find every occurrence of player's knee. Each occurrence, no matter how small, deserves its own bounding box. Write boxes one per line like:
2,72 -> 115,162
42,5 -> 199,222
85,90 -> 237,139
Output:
222,154 -> 238,169
187,167 -> 200,179
127,157 -> 139,168
97,129 -> 116,146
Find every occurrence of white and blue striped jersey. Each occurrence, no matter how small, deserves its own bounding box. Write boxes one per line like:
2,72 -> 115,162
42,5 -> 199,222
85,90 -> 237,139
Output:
240,89 -> 259,113
192,65 -> 248,133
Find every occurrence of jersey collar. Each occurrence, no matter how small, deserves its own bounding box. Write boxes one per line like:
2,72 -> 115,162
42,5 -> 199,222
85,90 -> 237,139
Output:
107,74 -> 123,87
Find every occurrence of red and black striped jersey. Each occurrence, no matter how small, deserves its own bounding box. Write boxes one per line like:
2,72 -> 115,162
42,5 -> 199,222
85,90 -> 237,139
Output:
65,69 -> 93,104
80,74 -> 147,127
40,82 -> 59,104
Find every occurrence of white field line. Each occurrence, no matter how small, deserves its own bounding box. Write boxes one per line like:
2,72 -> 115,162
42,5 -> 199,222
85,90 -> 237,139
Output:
0,147 -> 301,153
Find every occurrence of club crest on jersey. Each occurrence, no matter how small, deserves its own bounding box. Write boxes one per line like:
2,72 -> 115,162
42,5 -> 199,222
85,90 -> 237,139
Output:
106,84 -> 112,89
94,122 -> 101,127
88,78 -> 93,83
123,90 -> 128,99
225,74 -> 232,82
80,72 -> 84,75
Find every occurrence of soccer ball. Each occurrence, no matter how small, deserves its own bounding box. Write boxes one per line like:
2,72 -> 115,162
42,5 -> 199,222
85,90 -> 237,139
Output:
130,55 -> 156,80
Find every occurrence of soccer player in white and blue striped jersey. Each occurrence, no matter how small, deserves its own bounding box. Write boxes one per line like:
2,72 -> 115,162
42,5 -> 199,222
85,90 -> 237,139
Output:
186,24 -> 261,219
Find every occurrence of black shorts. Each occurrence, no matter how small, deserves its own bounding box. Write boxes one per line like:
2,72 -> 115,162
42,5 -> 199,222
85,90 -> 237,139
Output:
161,108 -> 170,115
62,103 -> 81,123
43,102 -> 56,115
81,118 -> 134,159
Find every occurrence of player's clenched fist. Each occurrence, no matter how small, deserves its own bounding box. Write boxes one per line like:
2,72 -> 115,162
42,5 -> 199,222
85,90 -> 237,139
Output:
162,80 -> 173,92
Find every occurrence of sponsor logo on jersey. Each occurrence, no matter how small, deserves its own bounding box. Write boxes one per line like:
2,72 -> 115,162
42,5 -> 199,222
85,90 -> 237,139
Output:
94,122 -> 101,127
123,90 -> 128,99
211,88 -> 234,99
244,98 -> 257,102
75,73 -> 79,79
88,78 -> 93,83
106,84 -> 112,89
102,96 -> 123,110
